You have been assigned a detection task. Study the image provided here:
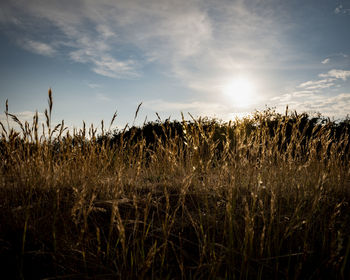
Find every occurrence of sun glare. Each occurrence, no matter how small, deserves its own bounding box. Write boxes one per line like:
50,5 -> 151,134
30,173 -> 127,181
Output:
222,77 -> 256,107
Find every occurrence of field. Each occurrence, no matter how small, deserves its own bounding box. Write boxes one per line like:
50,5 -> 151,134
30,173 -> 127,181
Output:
1,90 -> 350,279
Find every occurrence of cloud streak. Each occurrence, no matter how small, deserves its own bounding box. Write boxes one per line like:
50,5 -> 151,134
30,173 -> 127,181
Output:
334,4 -> 350,15
298,79 -> 336,90
273,67 -> 350,118
0,111 -> 45,130
297,69 -> 350,92
0,0 -> 296,85
272,91 -> 350,119
22,39 -> 56,56
1,0 -> 349,119
321,58 -> 330,64
319,69 -> 350,80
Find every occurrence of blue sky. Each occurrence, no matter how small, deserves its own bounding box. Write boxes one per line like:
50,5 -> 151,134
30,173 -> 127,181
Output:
1,0 -> 350,130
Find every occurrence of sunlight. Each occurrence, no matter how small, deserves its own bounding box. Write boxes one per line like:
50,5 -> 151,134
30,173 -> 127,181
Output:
222,77 -> 256,108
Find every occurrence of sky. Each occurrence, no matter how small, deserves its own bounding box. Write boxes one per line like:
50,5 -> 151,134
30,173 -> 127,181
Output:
0,0 -> 350,130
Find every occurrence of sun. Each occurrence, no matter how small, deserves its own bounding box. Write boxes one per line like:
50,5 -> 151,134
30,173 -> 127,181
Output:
222,77 -> 256,108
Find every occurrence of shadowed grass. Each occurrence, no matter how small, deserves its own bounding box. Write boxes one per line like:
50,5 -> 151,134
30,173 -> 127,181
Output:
0,90 -> 350,279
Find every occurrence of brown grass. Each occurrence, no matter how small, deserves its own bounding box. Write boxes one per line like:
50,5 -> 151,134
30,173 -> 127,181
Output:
0,89 -> 349,279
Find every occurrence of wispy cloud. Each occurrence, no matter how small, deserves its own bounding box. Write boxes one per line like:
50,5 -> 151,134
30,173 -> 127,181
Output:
334,4 -> 350,15
96,93 -> 111,102
320,53 -> 349,66
0,111 -> 44,129
271,90 -> 315,103
273,67 -> 350,118
297,69 -> 350,92
0,0 -> 298,86
96,24 -> 116,39
305,93 -> 350,114
87,83 -> 102,89
292,90 -> 315,98
319,69 -> 350,80
321,58 -> 330,64
22,39 -> 56,56
2,0 -> 349,119
1,0 -> 143,79
91,56 -> 139,79
272,92 -> 350,119
298,78 -> 336,90
68,36 -> 139,78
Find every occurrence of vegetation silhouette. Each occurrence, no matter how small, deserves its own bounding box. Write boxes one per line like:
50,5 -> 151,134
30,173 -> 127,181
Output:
1,91 -> 350,279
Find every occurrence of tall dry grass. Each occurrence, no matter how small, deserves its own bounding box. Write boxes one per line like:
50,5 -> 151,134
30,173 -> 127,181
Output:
0,89 -> 350,279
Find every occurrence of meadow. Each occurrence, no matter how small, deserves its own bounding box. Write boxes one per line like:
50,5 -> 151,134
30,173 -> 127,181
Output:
1,90 -> 350,279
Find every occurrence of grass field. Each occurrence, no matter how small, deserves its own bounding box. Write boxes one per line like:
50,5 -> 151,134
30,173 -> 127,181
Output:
1,90 -> 350,279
